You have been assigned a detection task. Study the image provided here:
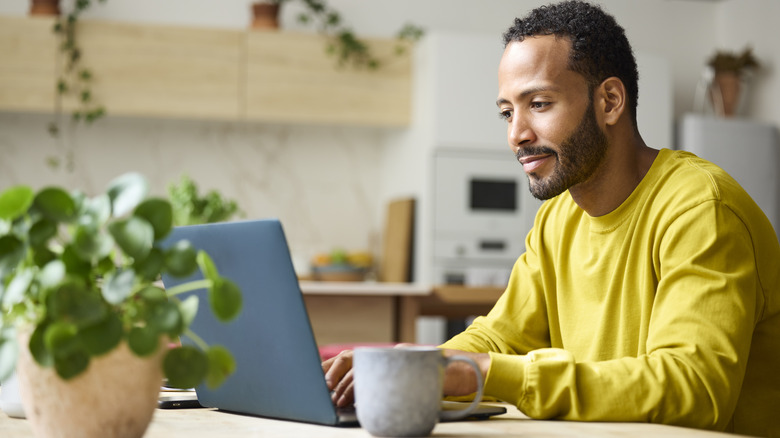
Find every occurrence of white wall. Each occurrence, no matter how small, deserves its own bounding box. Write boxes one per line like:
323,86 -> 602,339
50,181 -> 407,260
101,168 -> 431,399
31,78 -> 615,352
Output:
0,113 -> 390,268
1,0 -> 775,272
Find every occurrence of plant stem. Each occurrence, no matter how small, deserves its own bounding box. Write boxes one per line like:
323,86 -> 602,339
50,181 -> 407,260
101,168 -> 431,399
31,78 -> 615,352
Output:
166,279 -> 212,297
183,328 -> 209,351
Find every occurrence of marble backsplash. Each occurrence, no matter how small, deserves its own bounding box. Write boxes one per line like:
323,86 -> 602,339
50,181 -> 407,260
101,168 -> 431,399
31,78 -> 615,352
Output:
0,112 -> 396,272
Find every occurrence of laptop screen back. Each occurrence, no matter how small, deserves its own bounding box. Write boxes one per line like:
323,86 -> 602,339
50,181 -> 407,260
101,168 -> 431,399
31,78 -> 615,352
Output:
159,219 -> 339,425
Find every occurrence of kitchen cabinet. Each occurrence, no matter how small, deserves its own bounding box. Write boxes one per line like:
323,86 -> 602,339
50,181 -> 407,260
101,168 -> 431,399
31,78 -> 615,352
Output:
68,19 -> 243,120
0,16 -> 57,112
0,16 -> 411,127
245,31 -> 411,126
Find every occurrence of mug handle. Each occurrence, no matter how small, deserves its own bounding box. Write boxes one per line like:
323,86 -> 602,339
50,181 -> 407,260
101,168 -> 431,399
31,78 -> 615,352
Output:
438,355 -> 485,421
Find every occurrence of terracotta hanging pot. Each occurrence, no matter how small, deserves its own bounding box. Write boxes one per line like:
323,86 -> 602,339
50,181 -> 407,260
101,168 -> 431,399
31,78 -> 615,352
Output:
29,0 -> 61,16
252,2 -> 281,29
15,329 -> 167,438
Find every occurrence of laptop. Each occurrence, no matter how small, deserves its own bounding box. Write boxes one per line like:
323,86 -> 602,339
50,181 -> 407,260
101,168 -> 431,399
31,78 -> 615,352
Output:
159,219 -> 506,426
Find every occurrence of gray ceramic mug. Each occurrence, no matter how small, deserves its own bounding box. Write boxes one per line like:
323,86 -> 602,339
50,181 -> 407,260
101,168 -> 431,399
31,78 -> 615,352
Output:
353,346 -> 484,437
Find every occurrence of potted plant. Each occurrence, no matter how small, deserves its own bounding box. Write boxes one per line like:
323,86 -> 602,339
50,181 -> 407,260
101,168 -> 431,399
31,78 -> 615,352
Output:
706,47 -> 761,117
0,172 -> 242,437
29,0 -> 61,16
251,0 -> 424,70
167,174 -> 242,226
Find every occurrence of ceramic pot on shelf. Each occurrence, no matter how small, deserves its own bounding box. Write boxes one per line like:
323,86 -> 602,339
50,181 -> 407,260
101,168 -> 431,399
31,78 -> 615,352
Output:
251,2 -> 281,29
710,71 -> 742,117
29,0 -> 61,16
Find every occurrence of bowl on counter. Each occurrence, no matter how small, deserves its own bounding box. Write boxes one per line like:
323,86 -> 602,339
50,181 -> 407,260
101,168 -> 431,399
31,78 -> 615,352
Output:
311,264 -> 367,282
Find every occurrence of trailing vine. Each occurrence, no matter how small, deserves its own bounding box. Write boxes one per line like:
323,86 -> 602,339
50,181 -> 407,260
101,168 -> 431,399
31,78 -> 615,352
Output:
48,0 -> 107,137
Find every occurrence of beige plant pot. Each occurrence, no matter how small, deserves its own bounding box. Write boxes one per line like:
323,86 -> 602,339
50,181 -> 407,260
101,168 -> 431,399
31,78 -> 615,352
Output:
16,330 -> 166,438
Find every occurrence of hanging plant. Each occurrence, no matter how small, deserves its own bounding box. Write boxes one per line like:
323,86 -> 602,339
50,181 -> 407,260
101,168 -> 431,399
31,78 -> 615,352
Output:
48,0 -> 108,137
255,0 -> 424,70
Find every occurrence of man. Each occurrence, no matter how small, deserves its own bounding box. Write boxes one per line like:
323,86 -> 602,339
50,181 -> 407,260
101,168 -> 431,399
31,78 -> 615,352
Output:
323,1 -> 780,435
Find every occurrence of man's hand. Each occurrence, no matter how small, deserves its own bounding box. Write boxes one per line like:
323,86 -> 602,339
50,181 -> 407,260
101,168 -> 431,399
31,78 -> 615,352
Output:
322,350 -> 354,407
321,346 -> 491,407
441,349 -> 491,397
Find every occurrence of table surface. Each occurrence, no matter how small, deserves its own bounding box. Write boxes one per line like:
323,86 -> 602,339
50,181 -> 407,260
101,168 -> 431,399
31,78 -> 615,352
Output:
298,280 -> 430,296
1,402 -> 743,438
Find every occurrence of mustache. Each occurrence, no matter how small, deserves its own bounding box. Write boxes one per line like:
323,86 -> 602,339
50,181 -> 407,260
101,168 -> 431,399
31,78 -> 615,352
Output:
515,146 -> 558,162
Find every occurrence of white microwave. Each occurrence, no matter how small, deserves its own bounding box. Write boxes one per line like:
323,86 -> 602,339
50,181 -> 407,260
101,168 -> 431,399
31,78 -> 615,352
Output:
432,149 -> 541,286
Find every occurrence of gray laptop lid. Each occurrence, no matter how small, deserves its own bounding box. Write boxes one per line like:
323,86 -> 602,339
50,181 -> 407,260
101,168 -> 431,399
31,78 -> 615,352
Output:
159,219 -> 341,425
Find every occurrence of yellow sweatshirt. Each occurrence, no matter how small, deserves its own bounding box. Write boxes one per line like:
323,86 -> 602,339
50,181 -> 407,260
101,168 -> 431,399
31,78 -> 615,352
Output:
442,149 -> 780,437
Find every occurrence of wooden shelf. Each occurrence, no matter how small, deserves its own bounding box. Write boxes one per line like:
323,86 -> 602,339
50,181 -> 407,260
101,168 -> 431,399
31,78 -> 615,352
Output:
0,15 -> 412,127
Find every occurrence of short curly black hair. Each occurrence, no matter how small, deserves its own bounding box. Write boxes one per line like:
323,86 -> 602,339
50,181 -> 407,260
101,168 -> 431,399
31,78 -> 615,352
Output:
503,1 -> 639,126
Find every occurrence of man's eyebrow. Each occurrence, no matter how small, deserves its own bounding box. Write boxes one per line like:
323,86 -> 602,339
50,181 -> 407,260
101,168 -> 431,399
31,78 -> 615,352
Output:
496,98 -> 510,107
496,86 -> 559,107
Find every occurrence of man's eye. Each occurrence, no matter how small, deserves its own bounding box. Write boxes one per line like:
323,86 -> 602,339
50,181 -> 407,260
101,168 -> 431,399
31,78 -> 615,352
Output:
530,101 -> 550,109
498,110 -> 512,121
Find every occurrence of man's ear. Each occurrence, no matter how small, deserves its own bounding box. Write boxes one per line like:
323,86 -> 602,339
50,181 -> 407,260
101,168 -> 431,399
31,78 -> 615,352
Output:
596,77 -> 627,126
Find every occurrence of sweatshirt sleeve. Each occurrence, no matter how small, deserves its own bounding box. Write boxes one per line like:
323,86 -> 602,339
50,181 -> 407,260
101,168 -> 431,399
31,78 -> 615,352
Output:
443,201 -> 760,431
442,221 -> 552,356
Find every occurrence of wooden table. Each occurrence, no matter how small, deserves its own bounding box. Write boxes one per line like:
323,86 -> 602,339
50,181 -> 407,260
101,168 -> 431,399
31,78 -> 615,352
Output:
0,402 -> 744,438
299,282 -> 504,345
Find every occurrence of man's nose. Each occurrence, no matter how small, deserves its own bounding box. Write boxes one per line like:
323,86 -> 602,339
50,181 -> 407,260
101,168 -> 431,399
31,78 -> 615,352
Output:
508,117 -> 535,151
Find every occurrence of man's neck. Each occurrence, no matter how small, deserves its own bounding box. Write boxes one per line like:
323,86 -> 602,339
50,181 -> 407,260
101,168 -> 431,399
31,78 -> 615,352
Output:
569,135 -> 658,217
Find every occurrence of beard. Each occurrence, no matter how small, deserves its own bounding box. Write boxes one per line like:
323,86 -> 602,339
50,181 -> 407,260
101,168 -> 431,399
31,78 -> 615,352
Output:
517,102 -> 608,200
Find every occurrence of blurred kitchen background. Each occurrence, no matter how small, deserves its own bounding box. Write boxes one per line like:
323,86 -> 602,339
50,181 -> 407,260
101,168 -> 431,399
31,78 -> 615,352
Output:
1,0 -> 778,344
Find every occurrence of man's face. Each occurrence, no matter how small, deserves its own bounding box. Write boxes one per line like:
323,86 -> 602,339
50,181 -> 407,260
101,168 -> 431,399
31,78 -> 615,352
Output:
497,36 -> 608,200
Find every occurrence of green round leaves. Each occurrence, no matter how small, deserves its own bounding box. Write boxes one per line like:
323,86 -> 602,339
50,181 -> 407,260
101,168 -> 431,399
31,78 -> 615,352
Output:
210,278 -> 242,322
34,187 -> 77,223
164,240 -> 198,277
148,301 -> 183,336
128,326 -> 159,357
79,314 -> 123,356
101,269 -> 136,305
108,216 -> 154,260
0,235 -> 25,278
44,321 -> 90,380
107,172 -> 148,217
134,198 -> 173,241
196,251 -> 241,322
163,346 -> 208,389
29,219 -> 58,248
205,345 -> 235,389
134,248 -> 164,281
48,279 -> 107,328
74,193 -> 111,229
0,185 -> 34,221
72,226 -> 114,262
